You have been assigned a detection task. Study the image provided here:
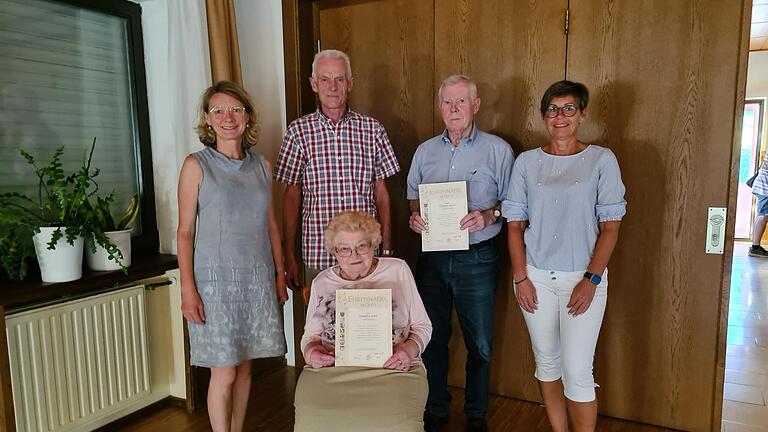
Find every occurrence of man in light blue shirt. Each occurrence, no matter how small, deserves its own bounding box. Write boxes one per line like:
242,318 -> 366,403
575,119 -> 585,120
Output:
406,75 -> 514,432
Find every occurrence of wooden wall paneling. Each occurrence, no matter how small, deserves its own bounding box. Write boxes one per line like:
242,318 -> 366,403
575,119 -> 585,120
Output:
433,0 -> 568,403
317,0 -> 436,267
566,1 -> 750,430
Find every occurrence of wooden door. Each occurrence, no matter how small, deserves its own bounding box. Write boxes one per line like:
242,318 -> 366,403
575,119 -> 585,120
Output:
566,1 -> 751,430
317,0 -> 436,267
433,0 -> 567,402
283,0 -> 751,430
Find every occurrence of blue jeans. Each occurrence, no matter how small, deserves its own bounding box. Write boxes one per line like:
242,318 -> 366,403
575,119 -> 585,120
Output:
415,238 -> 499,418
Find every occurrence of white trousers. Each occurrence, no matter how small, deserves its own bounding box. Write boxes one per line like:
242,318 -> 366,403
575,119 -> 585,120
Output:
517,265 -> 608,402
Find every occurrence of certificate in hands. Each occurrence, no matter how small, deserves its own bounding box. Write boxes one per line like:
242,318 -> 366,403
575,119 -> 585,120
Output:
335,288 -> 393,367
419,181 -> 469,251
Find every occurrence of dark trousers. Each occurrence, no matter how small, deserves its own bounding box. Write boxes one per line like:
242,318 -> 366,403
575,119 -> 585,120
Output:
416,238 -> 499,418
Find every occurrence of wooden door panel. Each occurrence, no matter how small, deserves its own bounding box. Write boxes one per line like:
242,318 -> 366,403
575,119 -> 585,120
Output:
567,1 -> 749,430
318,0 -> 436,267
434,0 -> 567,402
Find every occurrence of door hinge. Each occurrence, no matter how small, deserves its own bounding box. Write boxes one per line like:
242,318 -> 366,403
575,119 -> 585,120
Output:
564,8 -> 570,35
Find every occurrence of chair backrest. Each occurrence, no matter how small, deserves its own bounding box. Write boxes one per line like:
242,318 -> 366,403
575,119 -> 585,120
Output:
302,285 -> 311,304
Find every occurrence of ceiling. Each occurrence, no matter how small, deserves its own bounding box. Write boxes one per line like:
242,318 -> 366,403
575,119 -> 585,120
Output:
752,0 -> 768,51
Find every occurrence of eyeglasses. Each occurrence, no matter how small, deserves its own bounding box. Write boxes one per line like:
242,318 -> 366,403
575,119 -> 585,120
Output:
208,105 -> 247,117
334,242 -> 372,257
544,104 -> 578,118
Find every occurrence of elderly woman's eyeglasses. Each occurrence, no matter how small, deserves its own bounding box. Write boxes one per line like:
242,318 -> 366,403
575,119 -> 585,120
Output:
335,242 -> 372,257
544,104 -> 578,118
208,106 -> 247,117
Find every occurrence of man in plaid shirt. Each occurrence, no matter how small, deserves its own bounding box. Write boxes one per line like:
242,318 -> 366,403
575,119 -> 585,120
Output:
274,49 -> 400,289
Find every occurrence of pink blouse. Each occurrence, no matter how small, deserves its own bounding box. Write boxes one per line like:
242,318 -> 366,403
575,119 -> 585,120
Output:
300,258 -> 432,363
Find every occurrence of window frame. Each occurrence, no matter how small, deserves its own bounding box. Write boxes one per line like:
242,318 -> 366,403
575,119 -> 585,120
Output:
54,0 -> 159,254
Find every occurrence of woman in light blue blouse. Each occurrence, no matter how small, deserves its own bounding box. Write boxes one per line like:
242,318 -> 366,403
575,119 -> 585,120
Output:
503,80 -> 626,432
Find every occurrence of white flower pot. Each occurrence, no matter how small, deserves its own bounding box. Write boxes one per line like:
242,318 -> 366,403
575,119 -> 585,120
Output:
32,227 -> 84,283
86,229 -> 132,271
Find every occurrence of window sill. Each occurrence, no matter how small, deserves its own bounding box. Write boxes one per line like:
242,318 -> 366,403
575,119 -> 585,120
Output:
1,253 -> 178,311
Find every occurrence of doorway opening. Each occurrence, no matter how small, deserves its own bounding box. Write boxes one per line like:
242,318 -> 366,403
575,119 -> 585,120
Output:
722,5 -> 768,425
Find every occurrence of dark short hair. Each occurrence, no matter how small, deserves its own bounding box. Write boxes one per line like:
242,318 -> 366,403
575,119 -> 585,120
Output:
540,80 -> 589,116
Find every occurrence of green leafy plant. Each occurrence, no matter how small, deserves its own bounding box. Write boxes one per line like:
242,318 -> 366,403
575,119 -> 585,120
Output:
0,138 -> 123,280
82,192 -> 140,272
85,192 -> 140,232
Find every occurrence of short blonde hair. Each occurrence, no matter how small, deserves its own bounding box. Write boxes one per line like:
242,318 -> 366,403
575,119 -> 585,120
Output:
195,80 -> 260,148
324,211 -> 382,253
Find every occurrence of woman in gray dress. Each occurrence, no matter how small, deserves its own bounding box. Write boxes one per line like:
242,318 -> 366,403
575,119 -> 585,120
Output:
177,81 -> 288,432
503,81 -> 626,432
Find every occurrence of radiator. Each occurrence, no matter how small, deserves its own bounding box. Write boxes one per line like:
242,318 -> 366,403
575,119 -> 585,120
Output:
6,285 -> 151,432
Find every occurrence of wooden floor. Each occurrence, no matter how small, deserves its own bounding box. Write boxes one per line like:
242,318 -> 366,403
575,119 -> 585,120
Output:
110,365 -> 677,432
721,242 -> 768,432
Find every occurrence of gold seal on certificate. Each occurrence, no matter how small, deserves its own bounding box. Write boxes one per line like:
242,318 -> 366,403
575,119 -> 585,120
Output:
335,288 -> 393,367
419,181 -> 469,251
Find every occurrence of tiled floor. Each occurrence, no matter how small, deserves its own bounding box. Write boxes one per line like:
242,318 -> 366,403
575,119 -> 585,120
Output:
722,242 -> 768,431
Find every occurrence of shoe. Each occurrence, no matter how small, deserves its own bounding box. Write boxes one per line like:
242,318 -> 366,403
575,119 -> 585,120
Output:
749,245 -> 768,257
466,417 -> 488,432
423,412 -> 448,432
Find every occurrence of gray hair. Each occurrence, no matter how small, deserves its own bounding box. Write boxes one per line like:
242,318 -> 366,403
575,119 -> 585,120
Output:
438,74 -> 478,101
312,49 -> 353,78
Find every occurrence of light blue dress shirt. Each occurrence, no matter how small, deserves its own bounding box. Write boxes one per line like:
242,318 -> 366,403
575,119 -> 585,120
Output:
502,145 -> 626,271
407,126 -> 515,244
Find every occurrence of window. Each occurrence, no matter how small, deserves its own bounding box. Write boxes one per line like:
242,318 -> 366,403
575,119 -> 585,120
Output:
0,0 -> 158,252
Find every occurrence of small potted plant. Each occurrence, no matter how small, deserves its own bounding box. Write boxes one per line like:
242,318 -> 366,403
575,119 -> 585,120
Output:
0,138 -> 119,282
84,192 -> 139,271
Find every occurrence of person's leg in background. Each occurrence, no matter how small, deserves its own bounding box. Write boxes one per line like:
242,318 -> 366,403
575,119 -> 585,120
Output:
451,241 -> 499,432
415,251 -> 453,431
749,195 -> 768,257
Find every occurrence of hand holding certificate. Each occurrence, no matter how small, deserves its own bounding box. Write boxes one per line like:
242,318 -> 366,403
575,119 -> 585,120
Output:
419,181 -> 469,251
335,288 -> 393,367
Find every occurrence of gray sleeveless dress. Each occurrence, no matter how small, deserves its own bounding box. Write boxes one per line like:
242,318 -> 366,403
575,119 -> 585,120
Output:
189,146 -> 286,367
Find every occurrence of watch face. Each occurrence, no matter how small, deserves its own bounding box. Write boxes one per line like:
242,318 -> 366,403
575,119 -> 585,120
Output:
493,209 -> 501,218
590,274 -> 601,285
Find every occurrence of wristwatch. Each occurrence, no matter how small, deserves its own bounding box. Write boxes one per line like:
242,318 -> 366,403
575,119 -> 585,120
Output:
491,208 -> 501,223
583,271 -> 602,285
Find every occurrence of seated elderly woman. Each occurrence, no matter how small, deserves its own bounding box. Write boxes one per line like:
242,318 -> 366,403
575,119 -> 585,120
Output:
294,211 -> 432,432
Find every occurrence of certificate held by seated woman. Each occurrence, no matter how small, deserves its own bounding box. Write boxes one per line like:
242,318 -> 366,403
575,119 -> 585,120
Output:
335,288 -> 393,367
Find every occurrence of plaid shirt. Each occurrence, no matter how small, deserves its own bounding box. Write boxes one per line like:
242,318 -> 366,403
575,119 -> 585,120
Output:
274,109 -> 400,269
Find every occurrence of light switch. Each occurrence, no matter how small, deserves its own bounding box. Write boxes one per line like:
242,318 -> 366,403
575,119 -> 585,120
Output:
706,207 -> 727,254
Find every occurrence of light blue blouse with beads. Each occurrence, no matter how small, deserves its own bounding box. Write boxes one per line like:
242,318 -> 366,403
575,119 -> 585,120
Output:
502,145 -> 626,272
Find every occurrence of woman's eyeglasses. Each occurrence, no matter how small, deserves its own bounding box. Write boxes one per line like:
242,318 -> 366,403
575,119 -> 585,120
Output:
544,104 -> 578,118
208,106 -> 247,117
335,242 -> 372,257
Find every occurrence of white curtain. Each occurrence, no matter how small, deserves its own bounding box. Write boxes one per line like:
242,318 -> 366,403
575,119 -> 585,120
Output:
138,0 -> 211,254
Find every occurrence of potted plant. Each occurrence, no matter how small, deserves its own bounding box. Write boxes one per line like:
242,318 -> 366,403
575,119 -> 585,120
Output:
84,192 -> 139,271
0,138 -> 120,282
0,208 -> 37,282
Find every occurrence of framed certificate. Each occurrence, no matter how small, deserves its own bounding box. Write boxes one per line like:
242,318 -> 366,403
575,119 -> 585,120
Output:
335,288 -> 393,367
419,181 -> 469,251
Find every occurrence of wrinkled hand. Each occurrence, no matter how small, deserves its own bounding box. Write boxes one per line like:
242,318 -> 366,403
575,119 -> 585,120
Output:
567,278 -> 597,316
181,285 -> 206,324
460,210 -> 487,233
383,342 -> 413,371
276,272 -> 288,305
514,279 -> 538,314
307,344 -> 335,368
409,212 -> 427,234
285,255 -> 301,291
